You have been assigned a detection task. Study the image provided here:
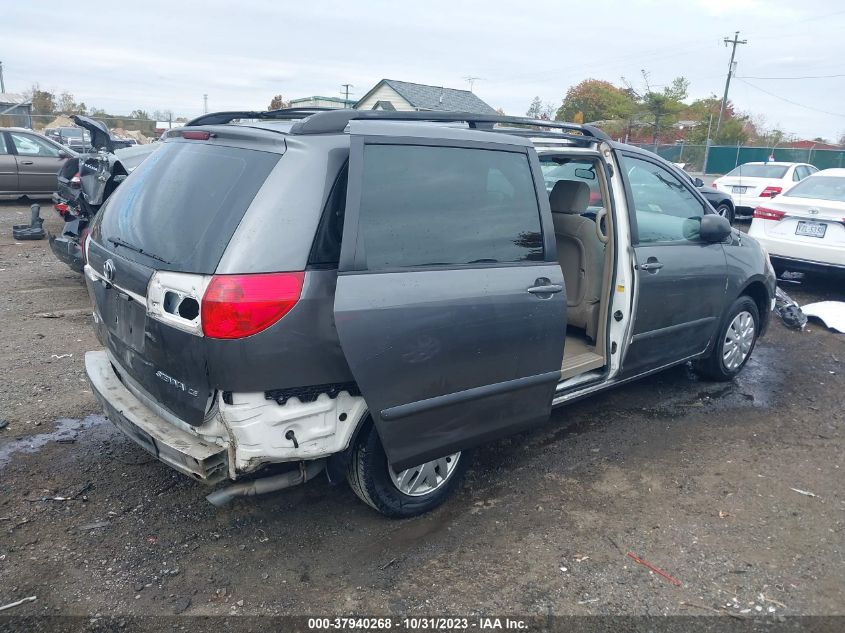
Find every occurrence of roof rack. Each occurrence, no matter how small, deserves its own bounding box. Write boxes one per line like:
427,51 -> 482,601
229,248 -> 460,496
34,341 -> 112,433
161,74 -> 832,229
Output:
186,108 -> 610,144
185,107 -> 333,127
287,110 -> 610,142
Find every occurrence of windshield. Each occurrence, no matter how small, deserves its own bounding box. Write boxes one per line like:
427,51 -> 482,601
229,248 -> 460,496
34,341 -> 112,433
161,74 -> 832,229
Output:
60,128 -> 85,138
783,175 -> 845,202
96,140 -> 280,273
726,164 -> 788,179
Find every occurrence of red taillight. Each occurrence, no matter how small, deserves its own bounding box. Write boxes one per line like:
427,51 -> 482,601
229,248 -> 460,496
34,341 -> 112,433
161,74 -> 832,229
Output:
753,207 -> 786,221
54,202 -> 69,215
179,130 -> 211,140
759,186 -> 782,198
201,272 -> 304,339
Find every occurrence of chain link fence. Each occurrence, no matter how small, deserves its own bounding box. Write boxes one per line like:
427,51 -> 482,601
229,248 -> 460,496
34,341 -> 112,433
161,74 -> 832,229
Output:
629,142 -> 845,175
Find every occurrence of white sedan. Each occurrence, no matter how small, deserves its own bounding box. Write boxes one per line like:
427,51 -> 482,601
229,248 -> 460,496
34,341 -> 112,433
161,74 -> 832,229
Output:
713,162 -> 818,218
748,168 -> 845,274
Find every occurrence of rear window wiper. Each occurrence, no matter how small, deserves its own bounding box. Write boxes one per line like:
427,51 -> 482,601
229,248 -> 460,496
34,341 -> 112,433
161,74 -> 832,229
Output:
107,236 -> 170,264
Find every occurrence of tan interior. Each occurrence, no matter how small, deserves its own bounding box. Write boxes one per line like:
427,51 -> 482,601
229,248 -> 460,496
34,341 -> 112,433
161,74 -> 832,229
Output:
549,157 -> 615,381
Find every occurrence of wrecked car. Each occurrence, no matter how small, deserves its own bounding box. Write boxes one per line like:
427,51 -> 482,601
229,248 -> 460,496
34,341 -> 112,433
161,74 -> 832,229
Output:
82,109 -> 776,517
50,115 -> 156,272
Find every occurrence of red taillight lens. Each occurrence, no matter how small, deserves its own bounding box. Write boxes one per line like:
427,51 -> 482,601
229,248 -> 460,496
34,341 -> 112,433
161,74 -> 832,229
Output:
759,186 -> 782,198
54,202 -> 69,215
179,130 -> 211,140
753,207 -> 786,221
201,272 -> 304,339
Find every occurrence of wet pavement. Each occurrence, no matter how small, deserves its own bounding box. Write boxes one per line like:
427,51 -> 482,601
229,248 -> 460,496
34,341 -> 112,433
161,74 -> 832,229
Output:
0,201 -> 843,619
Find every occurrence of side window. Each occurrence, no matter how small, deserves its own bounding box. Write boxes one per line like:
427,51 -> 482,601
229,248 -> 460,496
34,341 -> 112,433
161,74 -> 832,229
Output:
0,134 -> 7,154
621,154 -> 706,244
356,144 -> 543,270
10,133 -> 60,157
808,165 -> 819,174
309,164 -> 348,267
792,167 -> 802,182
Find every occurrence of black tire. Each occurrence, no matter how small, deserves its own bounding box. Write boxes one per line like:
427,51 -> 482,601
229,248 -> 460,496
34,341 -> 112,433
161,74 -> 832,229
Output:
694,296 -> 760,381
715,202 -> 734,224
346,421 -> 470,518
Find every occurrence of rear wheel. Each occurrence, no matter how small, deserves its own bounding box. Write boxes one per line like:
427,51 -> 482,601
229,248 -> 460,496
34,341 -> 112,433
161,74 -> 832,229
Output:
346,421 -> 470,518
715,202 -> 734,224
694,296 -> 759,381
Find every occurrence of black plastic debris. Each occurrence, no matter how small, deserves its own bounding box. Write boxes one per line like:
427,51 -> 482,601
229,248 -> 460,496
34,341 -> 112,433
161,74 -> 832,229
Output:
12,204 -> 46,240
775,286 -> 807,330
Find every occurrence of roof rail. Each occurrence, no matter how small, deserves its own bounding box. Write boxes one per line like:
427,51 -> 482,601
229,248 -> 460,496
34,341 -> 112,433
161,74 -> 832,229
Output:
185,107 -> 333,127
286,109 -> 610,141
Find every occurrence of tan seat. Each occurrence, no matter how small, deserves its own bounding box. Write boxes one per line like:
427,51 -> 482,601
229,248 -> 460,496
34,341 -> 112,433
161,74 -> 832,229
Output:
549,180 -> 605,341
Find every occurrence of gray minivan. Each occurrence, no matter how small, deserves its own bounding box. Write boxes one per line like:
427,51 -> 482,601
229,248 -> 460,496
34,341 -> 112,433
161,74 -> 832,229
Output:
83,109 -> 776,517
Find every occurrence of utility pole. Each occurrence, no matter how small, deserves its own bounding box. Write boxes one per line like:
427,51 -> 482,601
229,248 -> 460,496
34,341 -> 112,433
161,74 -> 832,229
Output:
702,113 -> 714,175
715,31 -> 747,139
203,94 -> 208,114
341,84 -> 353,106
0,61 -> 5,93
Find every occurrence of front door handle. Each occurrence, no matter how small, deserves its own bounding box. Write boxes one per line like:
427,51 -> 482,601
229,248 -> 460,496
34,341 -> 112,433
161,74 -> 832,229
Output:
20,160 -> 34,165
638,258 -> 663,272
527,278 -> 564,295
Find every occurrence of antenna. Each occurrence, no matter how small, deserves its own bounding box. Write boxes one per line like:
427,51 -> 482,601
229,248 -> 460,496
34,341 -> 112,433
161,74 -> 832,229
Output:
463,76 -> 483,92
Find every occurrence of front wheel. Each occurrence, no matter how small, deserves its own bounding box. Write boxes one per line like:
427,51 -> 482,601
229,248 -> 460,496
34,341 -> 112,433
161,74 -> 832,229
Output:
715,203 -> 734,224
694,296 -> 759,381
346,422 -> 470,518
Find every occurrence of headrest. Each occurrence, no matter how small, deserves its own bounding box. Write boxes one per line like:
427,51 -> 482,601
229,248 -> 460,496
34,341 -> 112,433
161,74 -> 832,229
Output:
550,180 -> 590,214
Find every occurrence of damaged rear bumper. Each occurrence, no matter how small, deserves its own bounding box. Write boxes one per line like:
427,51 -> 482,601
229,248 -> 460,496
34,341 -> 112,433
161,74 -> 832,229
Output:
85,350 -> 228,484
48,230 -> 84,273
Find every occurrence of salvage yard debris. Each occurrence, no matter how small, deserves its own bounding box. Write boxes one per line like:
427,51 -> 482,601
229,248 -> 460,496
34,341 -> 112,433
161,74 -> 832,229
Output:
0,596 -> 37,612
626,552 -> 682,586
790,487 -> 819,498
775,287 -> 807,330
802,301 -> 845,333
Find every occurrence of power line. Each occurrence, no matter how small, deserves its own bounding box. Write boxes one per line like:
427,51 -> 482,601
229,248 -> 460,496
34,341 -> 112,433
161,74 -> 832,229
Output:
736,74 -> 845,80
734,78 -> 845,119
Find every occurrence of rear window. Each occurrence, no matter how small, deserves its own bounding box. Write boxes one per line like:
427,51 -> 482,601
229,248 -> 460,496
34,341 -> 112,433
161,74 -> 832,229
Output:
356,144 -> 543,270
726,164 -> 788,178
783,175 -> 845,202
97,141 -> 280,273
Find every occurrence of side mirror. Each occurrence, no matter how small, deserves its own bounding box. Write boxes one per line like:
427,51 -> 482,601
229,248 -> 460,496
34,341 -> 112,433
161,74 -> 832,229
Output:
58,151 -> 69,159
692,177 -> 704,188
699,214 -> 732,243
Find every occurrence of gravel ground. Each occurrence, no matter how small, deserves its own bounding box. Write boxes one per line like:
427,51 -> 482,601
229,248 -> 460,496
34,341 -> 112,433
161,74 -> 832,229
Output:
0,199 -> 843,621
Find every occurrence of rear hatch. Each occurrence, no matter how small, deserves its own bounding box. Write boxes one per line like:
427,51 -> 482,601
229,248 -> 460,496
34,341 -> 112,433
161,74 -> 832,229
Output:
86,136 -> 282,425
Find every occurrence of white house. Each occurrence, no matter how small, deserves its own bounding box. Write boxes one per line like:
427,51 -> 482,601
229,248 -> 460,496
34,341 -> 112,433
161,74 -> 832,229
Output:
354,79 -> 497,114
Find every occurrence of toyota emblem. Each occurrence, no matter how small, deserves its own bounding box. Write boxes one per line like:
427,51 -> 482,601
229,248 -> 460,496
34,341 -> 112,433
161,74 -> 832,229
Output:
808,208 -> 820,215
103,259 -> 116,282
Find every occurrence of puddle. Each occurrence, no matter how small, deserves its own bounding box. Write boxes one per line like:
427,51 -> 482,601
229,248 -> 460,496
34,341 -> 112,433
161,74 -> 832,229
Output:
0,415 -> 106,468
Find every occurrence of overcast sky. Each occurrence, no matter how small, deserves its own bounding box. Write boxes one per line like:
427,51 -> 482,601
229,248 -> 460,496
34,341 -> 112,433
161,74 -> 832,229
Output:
4,0 -> 845,140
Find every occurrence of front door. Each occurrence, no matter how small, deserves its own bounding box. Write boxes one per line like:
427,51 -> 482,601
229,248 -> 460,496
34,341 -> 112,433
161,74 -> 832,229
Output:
0,132 -> 18,193
618,152 -> 728,376
334,123 -> 567,470
9,131 -> 65,193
